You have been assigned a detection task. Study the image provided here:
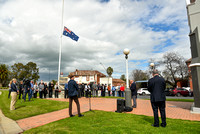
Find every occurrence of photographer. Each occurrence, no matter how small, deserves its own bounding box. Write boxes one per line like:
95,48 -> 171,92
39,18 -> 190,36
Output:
29,80 -> 34,101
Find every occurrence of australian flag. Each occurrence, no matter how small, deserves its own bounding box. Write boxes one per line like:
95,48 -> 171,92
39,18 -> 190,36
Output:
63,26 -> 79,41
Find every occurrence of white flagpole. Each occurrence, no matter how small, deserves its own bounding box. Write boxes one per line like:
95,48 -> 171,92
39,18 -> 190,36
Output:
58,0 -> 64,89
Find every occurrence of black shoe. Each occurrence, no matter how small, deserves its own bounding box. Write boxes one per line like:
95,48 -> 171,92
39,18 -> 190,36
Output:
78,114 -> 84,117
132,106 -> 136,108
151,124 -> 159,127
70,114 -> 75,117
161,123 -> 166,127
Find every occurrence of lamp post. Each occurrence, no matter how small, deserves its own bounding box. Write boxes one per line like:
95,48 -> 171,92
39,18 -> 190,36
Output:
150,63 -> 155,70
150,63 -> 155,78
123,48 -> 132,108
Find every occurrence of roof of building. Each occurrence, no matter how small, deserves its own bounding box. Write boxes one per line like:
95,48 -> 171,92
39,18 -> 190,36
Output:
112,78 -> 126,83
186,58 -> 192,63
69,69 -> 106,77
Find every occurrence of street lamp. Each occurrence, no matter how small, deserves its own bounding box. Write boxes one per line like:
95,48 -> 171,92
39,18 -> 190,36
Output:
150,63 -> 155,69
123,48 -> 132,108
150,63 -> 155,77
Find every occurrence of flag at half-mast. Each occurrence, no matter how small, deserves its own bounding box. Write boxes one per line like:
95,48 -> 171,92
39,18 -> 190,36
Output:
63,26 -> 79,41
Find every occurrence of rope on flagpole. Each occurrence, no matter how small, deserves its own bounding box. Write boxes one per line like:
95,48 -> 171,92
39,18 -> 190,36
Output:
58,0 -> 64,89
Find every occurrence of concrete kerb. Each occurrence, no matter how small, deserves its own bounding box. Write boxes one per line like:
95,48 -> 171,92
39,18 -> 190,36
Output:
0,91 -> 23,134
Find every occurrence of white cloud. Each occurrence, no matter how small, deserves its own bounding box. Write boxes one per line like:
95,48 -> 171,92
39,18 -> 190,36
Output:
0,0 -> 191,81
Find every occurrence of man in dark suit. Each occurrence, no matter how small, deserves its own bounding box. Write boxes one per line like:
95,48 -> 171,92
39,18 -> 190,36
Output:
68,75 -> 84,117
130,80 -> 137,108
148,69 -> 166,127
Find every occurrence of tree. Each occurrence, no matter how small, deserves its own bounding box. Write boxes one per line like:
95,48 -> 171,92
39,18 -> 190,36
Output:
120,74 -> 126,82
0,64 -> 9,87
160,52 -> 188,87
106,67 -> 113,77
131,69 -> 149,81
11,63 -> 25,81
24,62 -> 40,82
11,62 -> 40,82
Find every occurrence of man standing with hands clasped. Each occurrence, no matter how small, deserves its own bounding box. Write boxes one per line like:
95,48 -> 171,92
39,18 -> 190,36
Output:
130,80 -> 137,108
148,69 -> 166,127
68,75 -> 84,117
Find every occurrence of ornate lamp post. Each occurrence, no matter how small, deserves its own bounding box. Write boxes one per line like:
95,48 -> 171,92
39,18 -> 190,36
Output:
150,63 -> 155,70
123,48 -> 132,108
150,63 -> 155,77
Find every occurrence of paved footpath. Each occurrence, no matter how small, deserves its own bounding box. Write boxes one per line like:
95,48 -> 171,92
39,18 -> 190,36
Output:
17,98 -> 200,131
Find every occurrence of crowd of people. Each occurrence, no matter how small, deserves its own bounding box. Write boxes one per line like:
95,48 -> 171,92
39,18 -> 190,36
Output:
8,69 -> 166,127
64,82 -> 126,99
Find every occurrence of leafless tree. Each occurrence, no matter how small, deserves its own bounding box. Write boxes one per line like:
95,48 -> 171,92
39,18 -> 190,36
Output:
130,69 -> 149,81
160,52 -> 188,87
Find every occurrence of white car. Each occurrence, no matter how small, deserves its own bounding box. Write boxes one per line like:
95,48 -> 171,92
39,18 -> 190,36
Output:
137,88 -> 150,95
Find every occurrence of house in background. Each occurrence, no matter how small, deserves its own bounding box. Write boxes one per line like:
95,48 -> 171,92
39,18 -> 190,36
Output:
68,69 -> 126,87
69,69 -> 106,84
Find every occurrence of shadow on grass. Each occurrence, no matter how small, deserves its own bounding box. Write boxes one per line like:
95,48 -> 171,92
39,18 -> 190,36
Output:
15,105 -> 26,110
142,115 -> 153,124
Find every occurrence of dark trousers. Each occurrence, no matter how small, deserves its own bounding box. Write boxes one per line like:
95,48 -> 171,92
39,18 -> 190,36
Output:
108,91 -> 111,96
24,90 -> 30,101
49,90 -> 53,98
78,89 -> 81,98
44,90 -> 47,98
132,95 -> 137,107
151,101 -> 166,126
39,91 -> 43,98
55,90 -> 59,98
8,89 -> 11,98
64,90 -> 68,98
69,96 -> 80,116
118,91 -> 121,97
85,90 -> 88,98
102,91 -> 105,97
112,91 -> 115,96
18,90 -> 23,99
34,91 -> 38,98
81,90 -> 84,97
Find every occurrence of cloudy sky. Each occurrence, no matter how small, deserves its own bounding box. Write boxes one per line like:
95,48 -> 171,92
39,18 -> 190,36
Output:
0,0 -> 191,81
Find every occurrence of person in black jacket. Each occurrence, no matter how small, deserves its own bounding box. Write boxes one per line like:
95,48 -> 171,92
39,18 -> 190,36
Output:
148,69 -> 166,127
68,75 -> 84,117
18,81 -> 24,99
130,80 -> 137,108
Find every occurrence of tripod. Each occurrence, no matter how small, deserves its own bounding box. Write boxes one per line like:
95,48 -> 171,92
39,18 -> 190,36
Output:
89,96 -> 92,111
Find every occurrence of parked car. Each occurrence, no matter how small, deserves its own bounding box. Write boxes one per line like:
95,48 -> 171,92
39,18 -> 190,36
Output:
165,88 -> 174,96
171,88 -> 190,97
182,87 -> 193,97
137,88 -> 150,95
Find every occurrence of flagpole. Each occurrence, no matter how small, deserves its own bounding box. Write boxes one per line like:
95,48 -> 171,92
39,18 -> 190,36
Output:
58,0 -> 64,89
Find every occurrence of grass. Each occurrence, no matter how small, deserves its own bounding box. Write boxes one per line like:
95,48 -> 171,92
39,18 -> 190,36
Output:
144,98 -> 194,102
24,110 -> 200,134
166,98 -> 194,102
97,96 -> 194,102
0,90 -> 69,120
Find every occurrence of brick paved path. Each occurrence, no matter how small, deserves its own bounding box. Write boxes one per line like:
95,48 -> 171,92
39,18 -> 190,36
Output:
17,98 -> 200,131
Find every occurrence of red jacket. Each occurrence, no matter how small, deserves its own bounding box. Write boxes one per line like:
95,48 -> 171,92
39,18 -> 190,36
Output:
120,86 -> 125,91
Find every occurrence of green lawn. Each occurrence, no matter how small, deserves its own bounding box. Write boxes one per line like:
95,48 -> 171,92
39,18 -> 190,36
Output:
24,110 -> 200,134
166,98 -> 194,102
98,96 -> 194,102
0,90 -> 69,120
